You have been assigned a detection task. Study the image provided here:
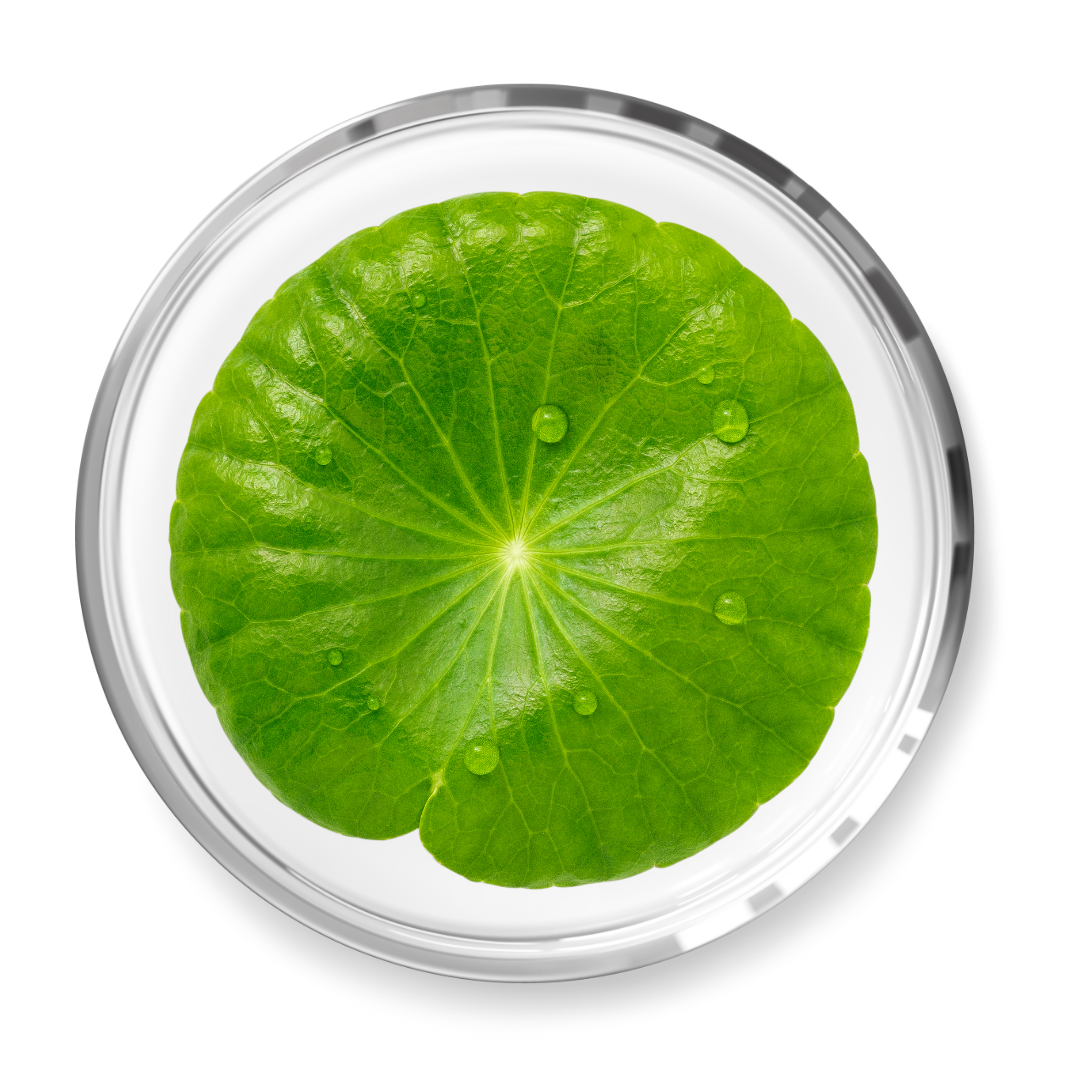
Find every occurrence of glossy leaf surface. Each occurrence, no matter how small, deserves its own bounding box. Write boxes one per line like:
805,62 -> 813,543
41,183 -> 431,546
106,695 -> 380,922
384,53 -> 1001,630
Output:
170,193 -> 877,887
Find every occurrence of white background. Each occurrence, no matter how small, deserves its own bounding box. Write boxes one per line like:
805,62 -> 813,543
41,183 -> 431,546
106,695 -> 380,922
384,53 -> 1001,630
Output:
2,1 -> 1076,1076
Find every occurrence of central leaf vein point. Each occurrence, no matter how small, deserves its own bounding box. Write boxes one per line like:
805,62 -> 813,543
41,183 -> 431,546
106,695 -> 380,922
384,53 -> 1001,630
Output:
501,536 -> 531,572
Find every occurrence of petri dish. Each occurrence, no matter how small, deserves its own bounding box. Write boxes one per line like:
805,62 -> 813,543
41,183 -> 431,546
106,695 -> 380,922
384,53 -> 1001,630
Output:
77,85 -> 973,981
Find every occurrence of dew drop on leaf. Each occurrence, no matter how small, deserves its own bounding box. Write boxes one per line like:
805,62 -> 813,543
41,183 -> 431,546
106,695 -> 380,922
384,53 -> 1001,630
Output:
532,404 -> 568,443
465,741 -> 499,775
573,690 -> 598,716
365,695 -> 380,711
412,292 -> 426,309
713,400 -> 749,443
315,447 -> 333,466
696,365 -> 715,384
713,592 -> 747,625
327,649 -> 343,666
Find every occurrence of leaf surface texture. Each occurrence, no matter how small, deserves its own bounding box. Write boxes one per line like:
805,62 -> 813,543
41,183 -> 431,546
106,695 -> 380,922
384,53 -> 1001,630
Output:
171,192 -> 877,887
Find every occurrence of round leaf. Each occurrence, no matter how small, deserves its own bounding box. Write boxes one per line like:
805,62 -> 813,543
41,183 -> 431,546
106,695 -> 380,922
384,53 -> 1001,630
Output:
170,192 -> 877,888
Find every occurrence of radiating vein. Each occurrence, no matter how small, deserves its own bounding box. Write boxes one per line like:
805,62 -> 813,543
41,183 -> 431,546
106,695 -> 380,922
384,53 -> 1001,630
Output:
433,204 -> 515,532
532,566 -> 810,764
275,316 -> 500,544
516,200 -> 587,534
203,561 -> 498,643
526,568 -> 710,835
522,295 -> 719,533
519,572 -> 607,868
533,559 -> 711,613
177,542 -> 491,562
202,444 -> 494,550
372,569 -> 507,749
526,434 -> 709,545
315,262 -> 506,538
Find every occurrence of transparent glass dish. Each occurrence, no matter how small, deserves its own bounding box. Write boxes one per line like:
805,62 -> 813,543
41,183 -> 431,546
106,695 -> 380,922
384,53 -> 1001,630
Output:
77,85 -> 973,981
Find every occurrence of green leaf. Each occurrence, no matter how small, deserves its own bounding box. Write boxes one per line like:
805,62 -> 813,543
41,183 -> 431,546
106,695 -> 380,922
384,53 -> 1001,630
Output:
170,192 -> 877,888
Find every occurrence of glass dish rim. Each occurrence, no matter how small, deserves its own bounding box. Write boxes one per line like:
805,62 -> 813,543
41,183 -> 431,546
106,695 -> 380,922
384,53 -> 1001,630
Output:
76,83 -> 974,982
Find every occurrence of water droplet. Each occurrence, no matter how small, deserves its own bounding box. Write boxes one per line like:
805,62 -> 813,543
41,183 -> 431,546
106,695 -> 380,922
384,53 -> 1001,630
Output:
315,447 -> 333,466
365,695 -> 380,711
713,400 -> 749,443
696,365 -> 715,384
713,592 -> 747,625
573,690 -> 598,716
412,292 -> 426,309
465,741 -> 499,775
327,649 -> 343,666
532,404 -> 568,443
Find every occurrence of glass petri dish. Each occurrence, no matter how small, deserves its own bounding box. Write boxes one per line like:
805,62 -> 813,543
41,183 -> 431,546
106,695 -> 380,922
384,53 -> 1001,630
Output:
77,85 -> 973,981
